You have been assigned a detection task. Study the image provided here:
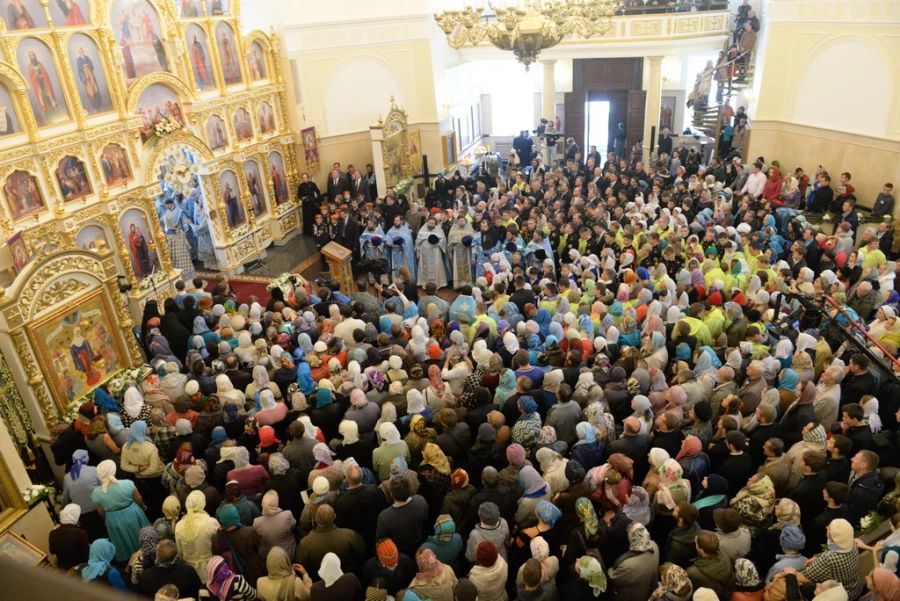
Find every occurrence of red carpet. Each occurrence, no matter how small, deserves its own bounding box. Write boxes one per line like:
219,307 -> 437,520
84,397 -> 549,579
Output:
197,272 -> 273,306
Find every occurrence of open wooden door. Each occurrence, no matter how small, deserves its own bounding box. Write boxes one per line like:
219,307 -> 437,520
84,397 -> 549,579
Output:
564,91 -> 586,158
626,89 -> 646,152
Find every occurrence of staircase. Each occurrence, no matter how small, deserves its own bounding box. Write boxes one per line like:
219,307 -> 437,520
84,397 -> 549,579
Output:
689,44 -> 757,141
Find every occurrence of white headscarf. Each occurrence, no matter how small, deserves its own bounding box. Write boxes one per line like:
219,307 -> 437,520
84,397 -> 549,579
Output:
59,503 -> 81,525
318,552 -> 343,587
339,420 -> 360,445
379,422 -> 402,446
407,390 -> 425,415
298,416 -> 319,441
472,340 -> 492,366
503,332 -> 519,354
863,398 -> 883,433
123,387 -> 144,418
97,459 -> 118,492
259,389 -> 276,412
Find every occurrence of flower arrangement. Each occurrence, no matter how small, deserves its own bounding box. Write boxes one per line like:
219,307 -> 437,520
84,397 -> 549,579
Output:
266,273 -> 310,304
394,177 -> 414,197
22,484 -> 50,504
857,510 -> 886,536
59,365 -> 152,424
138,270 -> 170,291
231,223 -> 252,239
154,116 -> 183,137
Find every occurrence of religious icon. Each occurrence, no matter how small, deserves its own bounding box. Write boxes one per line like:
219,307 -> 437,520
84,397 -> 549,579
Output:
244,160 -> 267,218
28,290 -> 125,410
187,24 -> 213,91
68,34 -> 113,116
268,151 -> 289,206
50,0 -> 87,25
257,101 -> 275,134
3,170 -> 45,221
6,0 -> 46,30
301,126 -> 319,174
206,115 -> 228,150
248,42 -> 267,81
0,85 -> 21,137
100,143 -> 132,187
6,232 -> 29,273
216,22 -> 242,85
16,38 -> 70,127
136,83 -> 184,143
110,0 -> 169,84
180,0 -> 201,17
208,0 -> 225,15
119,208 -> 158,279
55,155 -> 92,203
660,96 -> 676,134
219,170 -> 246,228
233,107 -> 253,142
75,224 -> 109,250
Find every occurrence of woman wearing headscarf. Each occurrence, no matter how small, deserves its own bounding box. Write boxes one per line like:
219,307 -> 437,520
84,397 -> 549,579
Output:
800,519 -> 863,600
126,525 -> 159,584
777,368 -> 800,413
408,547 -> 459,601
246,364 -> 283,408
206,554 -> 260,600
217,480 -> 262,527
210,504 -> 267,587
91,459 -> 150,562
263,453 -> 304,520
309,552 -> 363,601
693,474 -> 730,531
256,546 -> 313,601
608,522 -> 660,601
514,466 -> 552,528
253,490 -> 297,560
562,496 -> 603,570
217,374 -> 249,413
420,513 -> 465,576
310,384 -> 343,443
227,446 -> 269,498
468,541 -> 509,601
50,504 -> 90,571
61,449 -> 107,541
174,489 -> 220,579
162,442 -> 205,498
373,422 -> 411,482
119,419 -> 165,514
512,396 -> 542,453
121,387 -> 153,428
307,442 -> 343,491
405,414 -> 439,469
74,539 -> 128,590
649,563 -> 692,601
418,442 -> 453,524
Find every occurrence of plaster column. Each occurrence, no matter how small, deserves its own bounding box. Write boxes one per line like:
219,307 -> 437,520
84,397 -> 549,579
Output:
541,59 -> 556,122
368,125 -> 387,196
642,55 -> 665,163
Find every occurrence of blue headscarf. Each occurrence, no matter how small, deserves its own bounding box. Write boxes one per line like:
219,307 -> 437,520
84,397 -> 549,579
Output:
548,321 -> 564,342
93,388 -> 120,412
778,369 -> 799,393
636,267 -> 650,281
81,539 -> 116,582
534,309 -> 551,338
210,427 -> 226,444
675,343 -> 692,361
536,500 -> 563,528
125,420 -> 147,448
578,313 -> 595,340
575,422 -> 596,446
106,414 -> 124,435
70,449 -> 89,480
518,395 -> 538,416
402,301 -> 420,320
316,388 -> 333,408
699,346 -> 722,368
545,335 -> 559,348
610,301 -> 623,317
293,348 -> 316,396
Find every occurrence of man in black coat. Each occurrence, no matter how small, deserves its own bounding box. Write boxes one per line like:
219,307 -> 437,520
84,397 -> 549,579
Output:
326,168 -> 349,201
335,464 -> 384,553
848,450 -> 884,527
139,540 -> 202,599
788,450 -> 827,533
658,128 -> 673,158
335,206 -> 360,255
840,354 -> 878,411
609,417 -> 652,483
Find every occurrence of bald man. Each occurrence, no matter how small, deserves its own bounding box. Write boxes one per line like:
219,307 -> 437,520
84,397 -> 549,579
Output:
294,503 -> 366,577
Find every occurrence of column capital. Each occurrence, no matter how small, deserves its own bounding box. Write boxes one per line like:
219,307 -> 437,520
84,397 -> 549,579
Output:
646,55 -> 665,64
540,59 -> 557,66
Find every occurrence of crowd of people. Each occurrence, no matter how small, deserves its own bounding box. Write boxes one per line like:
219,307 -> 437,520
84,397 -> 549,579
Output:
45,134 -> 900,601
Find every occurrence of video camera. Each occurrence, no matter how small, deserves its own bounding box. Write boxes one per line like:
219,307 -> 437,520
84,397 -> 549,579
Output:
533,118 -> 561,146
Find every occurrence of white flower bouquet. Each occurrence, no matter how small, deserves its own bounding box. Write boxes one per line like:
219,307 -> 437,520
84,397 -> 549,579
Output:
154,116 -> 183,137
395,177 -> 414,197
22,484 -> 49,504
60,365 -> 152,424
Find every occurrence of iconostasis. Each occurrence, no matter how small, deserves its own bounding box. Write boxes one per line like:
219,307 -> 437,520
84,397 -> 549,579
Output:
0,0 -> 302,432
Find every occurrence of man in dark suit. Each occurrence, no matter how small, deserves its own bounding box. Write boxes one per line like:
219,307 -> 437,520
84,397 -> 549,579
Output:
336,206 -> 360,255
349,170 -> 370,203
658,128 -> 673,158
327,168 -> 349,201
513,130 -> 532,167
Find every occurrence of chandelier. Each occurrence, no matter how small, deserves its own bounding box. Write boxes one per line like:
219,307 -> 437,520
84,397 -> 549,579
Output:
434,0 -> 623,68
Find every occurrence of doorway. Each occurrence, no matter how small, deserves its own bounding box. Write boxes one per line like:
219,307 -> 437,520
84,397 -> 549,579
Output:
586,100 -> 610,158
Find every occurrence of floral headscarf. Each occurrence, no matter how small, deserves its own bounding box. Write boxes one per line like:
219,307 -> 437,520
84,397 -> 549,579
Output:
656,459 -> 691,510
578,556 -> 607,597
627,522 -> 653,552
770,498 -> 801,530
734,558 -> 760,587
536,500 -> 562,528
651,565 -> 690,600
576,497 -> 599,537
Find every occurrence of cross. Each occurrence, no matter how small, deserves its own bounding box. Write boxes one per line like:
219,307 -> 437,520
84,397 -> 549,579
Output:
412,154 -> 433,189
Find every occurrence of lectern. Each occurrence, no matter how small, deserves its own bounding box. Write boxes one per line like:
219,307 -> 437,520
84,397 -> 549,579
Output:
321,242 -> 353,293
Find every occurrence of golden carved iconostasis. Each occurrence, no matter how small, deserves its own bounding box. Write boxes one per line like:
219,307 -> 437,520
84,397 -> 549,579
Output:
0,0 -> 305,441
